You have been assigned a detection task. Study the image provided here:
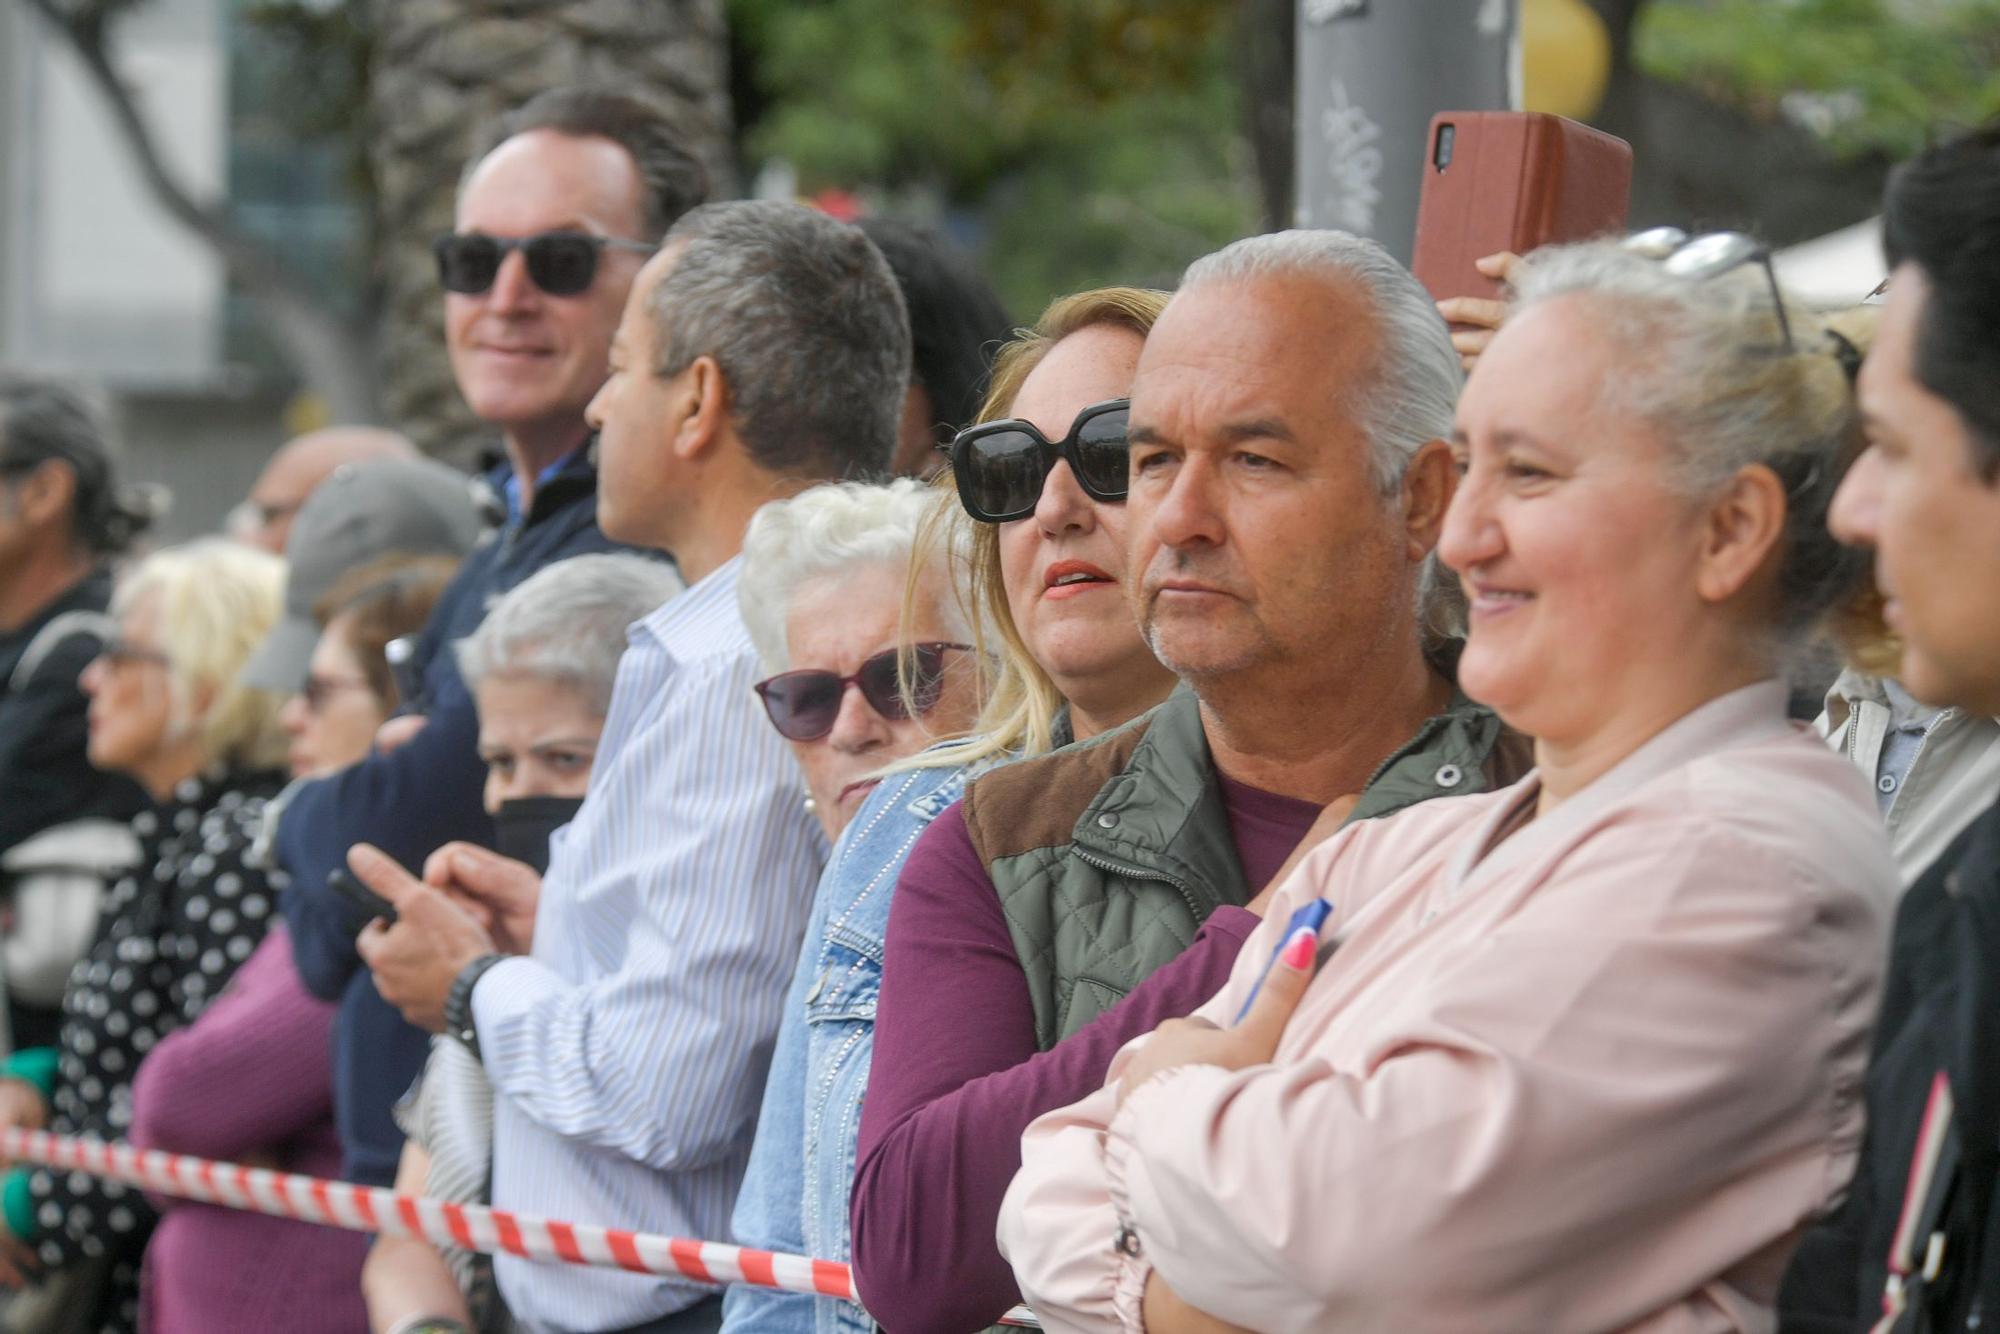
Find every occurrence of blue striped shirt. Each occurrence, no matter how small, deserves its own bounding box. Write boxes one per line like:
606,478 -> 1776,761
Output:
472,556 -> 828,1332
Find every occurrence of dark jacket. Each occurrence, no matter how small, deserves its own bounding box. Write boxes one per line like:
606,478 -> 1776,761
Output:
961,685 -> 1531,1048
1779,797 -> 2000,1332
277,446 -> 640,1185
0,567 -> 147,856
11,766 -> 286,1334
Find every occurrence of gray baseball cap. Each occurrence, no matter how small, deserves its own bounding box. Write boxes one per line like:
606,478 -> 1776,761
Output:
240,457 -> 487,691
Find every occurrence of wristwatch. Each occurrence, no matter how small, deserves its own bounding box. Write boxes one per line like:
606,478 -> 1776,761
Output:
443,953 -> 508,1060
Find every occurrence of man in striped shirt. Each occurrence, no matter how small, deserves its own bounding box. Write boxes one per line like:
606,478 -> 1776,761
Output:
355,200 -> 913,1333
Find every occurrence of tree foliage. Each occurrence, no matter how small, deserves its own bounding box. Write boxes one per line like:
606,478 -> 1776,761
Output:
1636,0 -> 2000,159
728,0 -> 1258,314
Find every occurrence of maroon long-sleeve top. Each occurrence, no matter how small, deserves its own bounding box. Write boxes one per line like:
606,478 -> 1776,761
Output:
128,925 -> 370,1334
850,778 -> 1316,1331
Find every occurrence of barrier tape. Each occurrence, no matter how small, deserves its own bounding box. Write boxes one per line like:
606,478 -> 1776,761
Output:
0,1127 -> 1040,1328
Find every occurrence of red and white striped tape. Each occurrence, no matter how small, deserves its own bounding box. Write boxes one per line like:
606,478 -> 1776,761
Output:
0,1126 -> 1040,1328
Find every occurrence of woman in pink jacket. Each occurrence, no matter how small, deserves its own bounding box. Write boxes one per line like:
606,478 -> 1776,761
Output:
997,236 -> 1898,1334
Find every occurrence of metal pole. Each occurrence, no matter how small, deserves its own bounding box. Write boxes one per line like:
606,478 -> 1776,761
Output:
1294,0 -> 1520,261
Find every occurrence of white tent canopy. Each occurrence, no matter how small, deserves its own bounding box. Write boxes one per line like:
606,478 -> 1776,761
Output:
1774,217 -> 1886,309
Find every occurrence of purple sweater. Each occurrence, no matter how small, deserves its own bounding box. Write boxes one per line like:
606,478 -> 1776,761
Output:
128,927 -> 370,1334
850,777 -> 1317,1331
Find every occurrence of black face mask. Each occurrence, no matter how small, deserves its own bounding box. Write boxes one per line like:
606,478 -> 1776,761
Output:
492,796 -> 586,876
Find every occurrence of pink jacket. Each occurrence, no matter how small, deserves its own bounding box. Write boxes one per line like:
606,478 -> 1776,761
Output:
997,683 -> 1895,1334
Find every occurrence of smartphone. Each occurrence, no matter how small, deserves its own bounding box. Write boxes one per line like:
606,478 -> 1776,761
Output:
383,635 -> 425,714
1412,111 -> 1634,313
328,868 -> 398,926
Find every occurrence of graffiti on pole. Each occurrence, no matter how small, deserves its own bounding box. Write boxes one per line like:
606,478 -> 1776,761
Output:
1319,77 -> 1384,234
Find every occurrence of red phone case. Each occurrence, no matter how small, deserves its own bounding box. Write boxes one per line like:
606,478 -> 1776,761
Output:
1412,111 -> 1634,309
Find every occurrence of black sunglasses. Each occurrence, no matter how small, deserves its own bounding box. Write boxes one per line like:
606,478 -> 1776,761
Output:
754,642 -> 970,743
942,399 -> 1131,524
432,230 -> 657,297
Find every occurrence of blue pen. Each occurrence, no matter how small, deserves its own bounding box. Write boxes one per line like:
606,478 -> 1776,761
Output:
1233,897 -> 1333,1024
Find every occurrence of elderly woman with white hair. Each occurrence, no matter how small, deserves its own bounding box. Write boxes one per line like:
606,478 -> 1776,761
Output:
736,477 -> 982,842
0,539 -> 289,1332
362,552 -> 682,1334
999,238 -> 1899,1333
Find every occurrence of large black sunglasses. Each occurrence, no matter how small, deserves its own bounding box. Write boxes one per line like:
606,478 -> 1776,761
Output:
432,230 -> 657,297
754,642 -> 970,743
941,398 -> 1131,524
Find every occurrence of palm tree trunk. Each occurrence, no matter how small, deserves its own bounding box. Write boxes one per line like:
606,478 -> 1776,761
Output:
367,0 -> 735,463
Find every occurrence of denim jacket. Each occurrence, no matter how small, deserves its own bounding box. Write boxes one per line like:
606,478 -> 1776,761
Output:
723,750 -> 977,1334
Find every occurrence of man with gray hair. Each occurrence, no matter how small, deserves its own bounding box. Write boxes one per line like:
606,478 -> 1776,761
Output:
847,229 -> 1527,1331
352,199 -> 911,1333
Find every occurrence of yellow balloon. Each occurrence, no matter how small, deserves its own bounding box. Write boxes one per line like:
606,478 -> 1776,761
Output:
1524,0 -> 1612,122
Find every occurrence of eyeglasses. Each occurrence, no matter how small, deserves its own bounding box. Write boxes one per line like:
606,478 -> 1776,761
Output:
941,399 -> 1131,524
1621,227 -> 1794,351
96,638 -> 169,672
432,231 -> 658,297
299,674 -> 374,713
1624,227 -> 1860,500
753,642 -> 971,743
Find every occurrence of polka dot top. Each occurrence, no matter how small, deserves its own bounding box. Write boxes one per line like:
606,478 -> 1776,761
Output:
25,767 -> 287,1334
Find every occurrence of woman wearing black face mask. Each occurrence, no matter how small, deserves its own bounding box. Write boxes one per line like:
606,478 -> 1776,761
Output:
363,553 -> 683,1334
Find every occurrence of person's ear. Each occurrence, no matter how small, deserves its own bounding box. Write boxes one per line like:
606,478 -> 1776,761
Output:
15,460 -> 77,529
669,356 -> 730,463
1695,463 -> 1788,605
1399,438 -> 1457,561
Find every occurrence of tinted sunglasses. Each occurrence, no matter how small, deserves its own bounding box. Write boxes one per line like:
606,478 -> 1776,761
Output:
97,637 -> 170,672
942,398 -> 1130,523
754,642 -> 970,743
299,674 -> 374,713
432,230 -> 657,297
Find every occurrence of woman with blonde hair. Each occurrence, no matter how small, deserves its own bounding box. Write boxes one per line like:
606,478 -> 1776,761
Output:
723,288 -> 1178,1334
0,539 -> 290,1333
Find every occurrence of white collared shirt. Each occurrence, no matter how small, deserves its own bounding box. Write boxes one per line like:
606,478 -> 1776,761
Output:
1819,668 -> 2000,882
472,556 -> 827,1332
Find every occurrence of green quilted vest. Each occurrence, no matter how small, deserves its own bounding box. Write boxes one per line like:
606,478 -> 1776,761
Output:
961,686 -> 1525,1049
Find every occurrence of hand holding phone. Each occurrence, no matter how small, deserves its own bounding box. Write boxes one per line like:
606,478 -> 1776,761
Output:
328,868 -> 398,926
1413,111 -> 1633,315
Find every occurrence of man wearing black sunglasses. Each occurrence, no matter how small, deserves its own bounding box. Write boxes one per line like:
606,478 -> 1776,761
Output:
271,89 -> 705,1199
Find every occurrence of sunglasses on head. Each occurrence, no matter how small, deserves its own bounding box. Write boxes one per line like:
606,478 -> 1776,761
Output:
754,642 -> 971,743
432,230 -> 657,297
942,398 -> 1131,524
